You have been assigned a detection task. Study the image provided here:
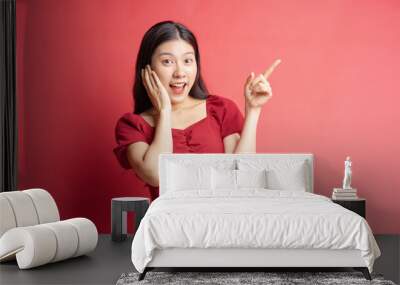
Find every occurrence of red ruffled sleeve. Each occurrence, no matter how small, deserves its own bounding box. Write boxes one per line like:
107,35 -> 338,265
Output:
208,95 -> 244,138
113,113 -> 149,169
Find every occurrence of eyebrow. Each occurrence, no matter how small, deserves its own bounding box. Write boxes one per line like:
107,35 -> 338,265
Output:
158,52 -> 195,57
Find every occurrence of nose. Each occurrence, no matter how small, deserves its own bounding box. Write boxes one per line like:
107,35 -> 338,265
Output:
173,62 -> 186,79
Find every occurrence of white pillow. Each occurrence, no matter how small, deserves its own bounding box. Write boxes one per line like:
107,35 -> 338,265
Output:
167,162 -> 212,191
237,159 -> 308,191
211,168 -> 237,190
237,169 -> 268,188
211,168 -> 268,190
266,167 -> 306,191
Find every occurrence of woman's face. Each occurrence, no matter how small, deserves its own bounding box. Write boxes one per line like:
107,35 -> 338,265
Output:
150,38 -> 197,105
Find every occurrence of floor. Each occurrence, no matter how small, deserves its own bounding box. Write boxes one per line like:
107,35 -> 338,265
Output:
0,235 -> 133,285
0,235 -> 399,285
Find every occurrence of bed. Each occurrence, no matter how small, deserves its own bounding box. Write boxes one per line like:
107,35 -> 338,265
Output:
131,153 -> 381,281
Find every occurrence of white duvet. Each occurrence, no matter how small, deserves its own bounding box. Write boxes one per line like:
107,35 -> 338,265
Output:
131,189 -> 380,273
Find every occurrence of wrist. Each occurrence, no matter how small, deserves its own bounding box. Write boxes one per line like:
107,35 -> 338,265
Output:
159,108 -> 171,115
245,105 -> 262,117
157,109 -> 172,124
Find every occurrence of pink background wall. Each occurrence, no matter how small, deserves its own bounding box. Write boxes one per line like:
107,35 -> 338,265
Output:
16,0 -> 400,234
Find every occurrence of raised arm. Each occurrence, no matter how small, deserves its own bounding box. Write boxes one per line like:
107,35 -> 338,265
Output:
126,65 -> 173,186
234,59 -> 281,153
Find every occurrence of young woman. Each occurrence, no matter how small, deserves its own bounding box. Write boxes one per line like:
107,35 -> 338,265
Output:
114,21 -> 280,200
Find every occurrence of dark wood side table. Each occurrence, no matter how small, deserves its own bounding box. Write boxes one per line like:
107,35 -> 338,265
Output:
332,198 -> 366,218
111,197 -> 150,242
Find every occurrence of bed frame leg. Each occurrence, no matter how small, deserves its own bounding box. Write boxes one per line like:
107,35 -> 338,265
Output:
354,267 -> 371,280
138,268 -> 148,281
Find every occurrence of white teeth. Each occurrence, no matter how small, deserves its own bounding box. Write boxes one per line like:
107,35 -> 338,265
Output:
170,83 -> 185,87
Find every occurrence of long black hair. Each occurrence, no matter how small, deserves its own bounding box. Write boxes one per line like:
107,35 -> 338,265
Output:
133,21 -> 209,114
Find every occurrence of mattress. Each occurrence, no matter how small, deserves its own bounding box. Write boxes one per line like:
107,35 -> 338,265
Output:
131,189 -> 380,273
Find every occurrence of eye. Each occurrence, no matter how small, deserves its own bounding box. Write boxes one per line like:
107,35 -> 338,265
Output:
162,59 -> 174,65
185,58 -> 194,64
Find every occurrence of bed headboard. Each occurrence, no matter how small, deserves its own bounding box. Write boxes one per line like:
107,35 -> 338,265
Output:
159,153 -> 314,195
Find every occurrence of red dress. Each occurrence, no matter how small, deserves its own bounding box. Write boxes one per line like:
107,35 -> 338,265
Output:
113,94 -> 244,200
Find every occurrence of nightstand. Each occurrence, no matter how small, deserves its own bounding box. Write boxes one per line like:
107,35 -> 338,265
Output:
332,198 -> 366,218
111,197 -> 150,242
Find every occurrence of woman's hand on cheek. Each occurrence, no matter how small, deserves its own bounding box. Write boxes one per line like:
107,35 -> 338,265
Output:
244,59 -> 281,112
141,65 -> 171,113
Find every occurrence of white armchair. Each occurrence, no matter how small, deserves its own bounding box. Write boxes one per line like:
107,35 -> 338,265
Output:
0,188 -> 98,269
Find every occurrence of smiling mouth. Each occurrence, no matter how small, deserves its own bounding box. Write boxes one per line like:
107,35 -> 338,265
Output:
169,83 -> 187,95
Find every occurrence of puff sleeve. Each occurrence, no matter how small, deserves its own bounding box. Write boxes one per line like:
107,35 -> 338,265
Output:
113,113 -> 149,169
209,95 -> 244,139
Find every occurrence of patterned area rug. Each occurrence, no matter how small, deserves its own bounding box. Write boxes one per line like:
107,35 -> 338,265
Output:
116,271 -> 396,285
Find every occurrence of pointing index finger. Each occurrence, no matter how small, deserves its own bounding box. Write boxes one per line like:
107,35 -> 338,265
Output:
263,59 -> 282,79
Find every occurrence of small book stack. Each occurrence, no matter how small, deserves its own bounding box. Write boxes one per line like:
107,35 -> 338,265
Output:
332,188 -> 358,200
